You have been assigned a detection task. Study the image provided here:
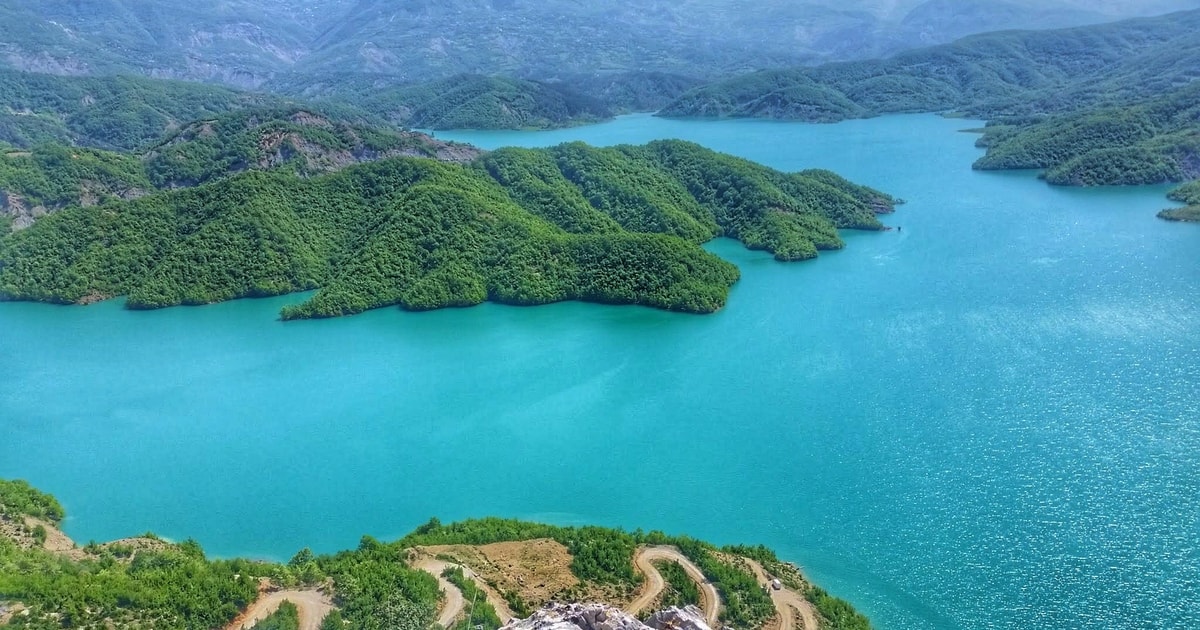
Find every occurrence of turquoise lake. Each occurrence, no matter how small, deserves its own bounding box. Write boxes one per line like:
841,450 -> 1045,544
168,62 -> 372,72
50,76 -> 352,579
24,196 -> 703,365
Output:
2,113 -> 1199,629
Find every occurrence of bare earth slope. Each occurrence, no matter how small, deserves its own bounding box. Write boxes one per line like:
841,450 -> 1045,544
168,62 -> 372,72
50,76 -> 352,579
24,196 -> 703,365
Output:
412,550 -> 519,625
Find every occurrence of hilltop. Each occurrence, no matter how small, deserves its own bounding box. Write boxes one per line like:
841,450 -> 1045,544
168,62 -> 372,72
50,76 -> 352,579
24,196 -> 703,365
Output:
0,479 -> 870,630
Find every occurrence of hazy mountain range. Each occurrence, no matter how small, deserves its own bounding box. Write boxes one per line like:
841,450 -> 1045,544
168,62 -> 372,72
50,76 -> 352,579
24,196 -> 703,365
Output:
2,0 -> 1197,88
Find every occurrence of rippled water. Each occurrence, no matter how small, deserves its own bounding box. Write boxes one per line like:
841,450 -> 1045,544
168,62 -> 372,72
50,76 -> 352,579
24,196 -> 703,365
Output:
2,114 -> 1198,629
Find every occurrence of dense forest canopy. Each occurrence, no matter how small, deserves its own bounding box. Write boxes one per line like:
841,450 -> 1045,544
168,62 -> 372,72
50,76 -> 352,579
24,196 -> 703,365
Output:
973,82 -> 1200,185
0,140 -> 897,318
0,104 -> 480,231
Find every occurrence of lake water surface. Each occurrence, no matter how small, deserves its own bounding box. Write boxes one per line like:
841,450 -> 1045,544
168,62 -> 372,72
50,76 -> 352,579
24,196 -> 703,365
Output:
2,114 -> 1198,629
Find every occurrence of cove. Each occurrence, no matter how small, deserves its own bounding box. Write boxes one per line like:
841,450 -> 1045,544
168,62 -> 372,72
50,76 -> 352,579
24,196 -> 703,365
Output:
2,114 -> 1199,630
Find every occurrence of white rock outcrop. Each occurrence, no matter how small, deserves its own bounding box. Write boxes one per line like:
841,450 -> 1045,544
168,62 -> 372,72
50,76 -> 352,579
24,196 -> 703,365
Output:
500,603 -> 714,630
645,606 -> 711,630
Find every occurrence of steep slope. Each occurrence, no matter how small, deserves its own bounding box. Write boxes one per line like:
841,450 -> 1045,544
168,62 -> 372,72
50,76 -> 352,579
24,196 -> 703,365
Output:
898,0 -> 1111,45
0,141 -> 898,318
659,10 -> 1200,190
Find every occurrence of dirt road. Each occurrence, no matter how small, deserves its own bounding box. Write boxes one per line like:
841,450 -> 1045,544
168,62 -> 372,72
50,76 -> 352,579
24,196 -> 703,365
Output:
224,589 -> 333,630
412,555 -> 517,626
742,559 -> 819,630
627,546 -> 721,626
415,557 -> 468,627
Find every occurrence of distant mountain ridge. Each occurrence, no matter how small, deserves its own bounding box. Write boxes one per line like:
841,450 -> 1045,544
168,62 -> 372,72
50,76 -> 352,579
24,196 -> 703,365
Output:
1,0 -> 1196,89
659,9 -> 1200,122
656,10 -> 1200,190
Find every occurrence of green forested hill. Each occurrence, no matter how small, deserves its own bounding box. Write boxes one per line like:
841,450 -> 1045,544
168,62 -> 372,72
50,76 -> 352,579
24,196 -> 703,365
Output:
2,95 -> 482,225
272,71 -> 703,128
0,69 -> 283,151
0,145 -> 151,230
973,83 -> 1200,185
0,104 -> 480,230
563,73 -> 706,115
660,10 -> 1200,122
144,107 -> 481,188
0,141 -> 897,318
350,75 -> 614,131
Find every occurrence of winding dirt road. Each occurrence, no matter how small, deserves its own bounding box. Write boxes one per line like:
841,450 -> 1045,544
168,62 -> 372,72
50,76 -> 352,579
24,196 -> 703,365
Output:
415,557 -> 467,627
223,589 -> 333,630
742,559 -> 818,630
412,555 -> 517,626
409,544 -> 814,630
627,546 -> 721,626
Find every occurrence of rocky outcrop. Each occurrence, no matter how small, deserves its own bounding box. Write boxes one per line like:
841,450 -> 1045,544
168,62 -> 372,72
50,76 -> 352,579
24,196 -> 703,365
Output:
502,604 -> 655,630
2,183 -> 144,232
646,606 -> 711,630
149,110 -> 485,188
501,604 -> 714,630
0,191 -> 46,231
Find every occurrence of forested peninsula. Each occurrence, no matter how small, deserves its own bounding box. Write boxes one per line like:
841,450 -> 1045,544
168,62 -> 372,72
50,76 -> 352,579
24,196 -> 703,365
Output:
1159,181 -> 1200,223
0,134 -> 897,318
0,479 -> 870,630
